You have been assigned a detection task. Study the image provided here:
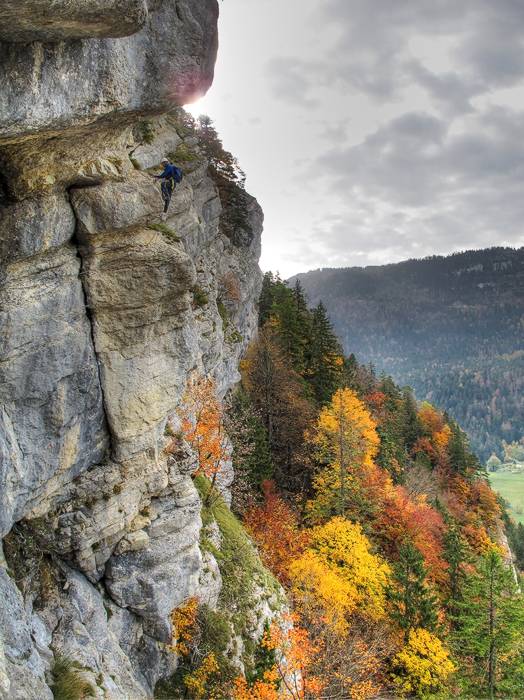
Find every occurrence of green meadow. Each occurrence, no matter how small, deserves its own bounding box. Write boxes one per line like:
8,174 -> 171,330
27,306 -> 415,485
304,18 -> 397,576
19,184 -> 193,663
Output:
489,471 -> 524,524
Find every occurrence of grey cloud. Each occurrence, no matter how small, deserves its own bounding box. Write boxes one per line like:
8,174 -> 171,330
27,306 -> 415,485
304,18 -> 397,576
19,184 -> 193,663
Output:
405,61 -> 482,116
207,0 -> 524,275
317,119 -> 350,144
267,1 -> 524,108
318,112 -> 448,206
265,56 -> 318,107
316,0 -> 524,102
309,106 -> 524,265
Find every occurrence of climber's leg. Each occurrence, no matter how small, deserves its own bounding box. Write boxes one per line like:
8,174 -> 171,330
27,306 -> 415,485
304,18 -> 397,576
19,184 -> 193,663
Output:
161,180 -> 174,213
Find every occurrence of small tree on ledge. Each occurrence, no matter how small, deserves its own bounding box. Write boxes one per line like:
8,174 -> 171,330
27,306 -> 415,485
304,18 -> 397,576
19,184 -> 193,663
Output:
178,375 -> 229,504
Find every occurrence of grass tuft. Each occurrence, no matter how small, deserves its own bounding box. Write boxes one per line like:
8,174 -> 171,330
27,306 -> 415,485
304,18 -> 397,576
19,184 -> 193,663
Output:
217,299 -> 229,330
50,656 -> 95,700
137,120 -> 155,145
148,223 -> 181,243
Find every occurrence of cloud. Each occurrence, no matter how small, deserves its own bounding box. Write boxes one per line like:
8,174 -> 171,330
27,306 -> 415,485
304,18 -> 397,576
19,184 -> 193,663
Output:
405,61 -> 481,116
204,0 -> 524,277
309,0 -> 524,104
311,105 -> 524,265
265,56 -> 318,107
318,112 -> 448,206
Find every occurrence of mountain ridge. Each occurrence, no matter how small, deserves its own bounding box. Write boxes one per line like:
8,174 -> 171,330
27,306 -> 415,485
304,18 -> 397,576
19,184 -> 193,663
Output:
291,246 -> 524,461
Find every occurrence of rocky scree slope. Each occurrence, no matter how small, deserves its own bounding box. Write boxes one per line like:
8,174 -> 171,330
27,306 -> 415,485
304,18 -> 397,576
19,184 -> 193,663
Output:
0,3 -> 279,698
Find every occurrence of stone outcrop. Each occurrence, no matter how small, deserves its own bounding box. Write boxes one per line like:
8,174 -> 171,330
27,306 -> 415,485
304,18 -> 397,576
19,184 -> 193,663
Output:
0,0 -> 218,139
0,3 -> 276,697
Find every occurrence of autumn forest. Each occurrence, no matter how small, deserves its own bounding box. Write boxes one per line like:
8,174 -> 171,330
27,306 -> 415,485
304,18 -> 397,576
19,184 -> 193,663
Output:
163,273 -> 524,699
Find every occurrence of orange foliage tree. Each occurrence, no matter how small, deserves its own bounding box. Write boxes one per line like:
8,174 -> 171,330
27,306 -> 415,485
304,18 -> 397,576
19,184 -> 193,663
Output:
178,376 -> 229,496
442,474 -> 501,554
412,403 -> 452,470
169,596 -> 199,656
372,486 -> 446,581
233,616 -> 324,700
243,481 -> 309,587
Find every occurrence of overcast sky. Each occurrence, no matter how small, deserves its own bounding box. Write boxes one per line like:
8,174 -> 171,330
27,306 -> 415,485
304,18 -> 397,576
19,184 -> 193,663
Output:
188,0 -> 524,278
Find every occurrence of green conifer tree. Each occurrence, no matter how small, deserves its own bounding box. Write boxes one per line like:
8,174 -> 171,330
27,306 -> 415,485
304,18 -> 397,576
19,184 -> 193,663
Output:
400,388 -> 423,452
452,548 -> 524,699
258,272 -> 276,327
442,521 -> 467,620
387,540 -> 438,640
228,389 -> 274,492
307,302 -> 344,405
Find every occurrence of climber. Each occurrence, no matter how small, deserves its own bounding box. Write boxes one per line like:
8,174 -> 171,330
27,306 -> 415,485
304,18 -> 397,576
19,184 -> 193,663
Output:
151,158 -> 183,217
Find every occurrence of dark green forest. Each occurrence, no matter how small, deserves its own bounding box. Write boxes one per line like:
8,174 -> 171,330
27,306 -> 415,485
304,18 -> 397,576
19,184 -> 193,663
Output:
292,247 -> 524,461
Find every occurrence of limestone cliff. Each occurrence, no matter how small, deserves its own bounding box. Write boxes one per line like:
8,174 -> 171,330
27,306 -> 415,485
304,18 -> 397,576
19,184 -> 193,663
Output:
0,3 -> 277,698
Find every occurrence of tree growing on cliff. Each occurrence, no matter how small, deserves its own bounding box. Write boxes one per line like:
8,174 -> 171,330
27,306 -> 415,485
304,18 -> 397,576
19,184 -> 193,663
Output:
196,115 -> 246,187
178,376 -> 229,502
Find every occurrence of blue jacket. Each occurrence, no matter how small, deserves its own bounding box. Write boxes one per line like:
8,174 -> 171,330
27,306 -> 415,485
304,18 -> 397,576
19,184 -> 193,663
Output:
155,164 -> 178,180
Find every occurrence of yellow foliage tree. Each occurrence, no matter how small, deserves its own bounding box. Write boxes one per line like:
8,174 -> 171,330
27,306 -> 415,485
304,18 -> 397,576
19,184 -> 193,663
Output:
307,388 -> 379,521
184,652 -> 220,700
391,628 -> 455,697
290,517 -> 390,635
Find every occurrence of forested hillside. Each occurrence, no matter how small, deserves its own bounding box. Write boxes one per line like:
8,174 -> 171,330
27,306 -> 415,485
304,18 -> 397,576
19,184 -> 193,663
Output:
219,273 -> 524,699
291,247 -> 524,461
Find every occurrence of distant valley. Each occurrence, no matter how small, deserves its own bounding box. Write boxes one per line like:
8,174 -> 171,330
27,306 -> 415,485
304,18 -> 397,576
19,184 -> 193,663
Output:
292,247 -> 524,462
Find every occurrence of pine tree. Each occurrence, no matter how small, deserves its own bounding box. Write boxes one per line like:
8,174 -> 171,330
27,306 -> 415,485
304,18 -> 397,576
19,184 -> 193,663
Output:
442,522 -> 467,620
289,280 -> 312,374
448,420 -> 469,475
452,548 -> 524,699
400,388 -> 422,452
196,114 -> 245,186
272,280 -> 307,374
242,328 -> 315,495
227,389 -> 274,497
342,353 -> 359,391
258,272 -> 275,327
387,540 -> 438,640
307,302 -> 344,405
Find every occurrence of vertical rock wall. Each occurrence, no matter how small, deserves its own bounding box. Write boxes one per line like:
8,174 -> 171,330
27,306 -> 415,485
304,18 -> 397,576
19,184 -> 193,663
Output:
0,3 -> 274,697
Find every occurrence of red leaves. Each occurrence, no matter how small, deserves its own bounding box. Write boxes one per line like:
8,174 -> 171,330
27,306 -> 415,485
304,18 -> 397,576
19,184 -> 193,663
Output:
243,481 -> 309,587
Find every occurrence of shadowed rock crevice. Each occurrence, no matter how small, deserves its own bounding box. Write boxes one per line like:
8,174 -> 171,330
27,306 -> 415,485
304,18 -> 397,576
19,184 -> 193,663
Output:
68,185 -> 114,460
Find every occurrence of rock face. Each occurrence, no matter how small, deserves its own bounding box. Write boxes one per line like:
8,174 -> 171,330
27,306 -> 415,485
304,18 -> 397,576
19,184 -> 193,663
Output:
0,3 -> 273,697
0,0 -> 218,140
